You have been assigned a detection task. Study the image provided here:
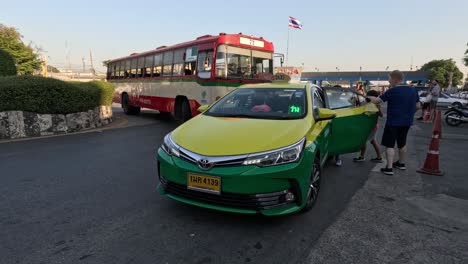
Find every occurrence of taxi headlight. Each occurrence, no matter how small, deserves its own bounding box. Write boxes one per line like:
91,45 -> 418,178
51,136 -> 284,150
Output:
161,134 -> 180,157
243,138 -> 305,167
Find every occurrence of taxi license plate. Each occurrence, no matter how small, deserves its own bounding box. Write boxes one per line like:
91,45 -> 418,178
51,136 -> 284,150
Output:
187,173 -> 221,194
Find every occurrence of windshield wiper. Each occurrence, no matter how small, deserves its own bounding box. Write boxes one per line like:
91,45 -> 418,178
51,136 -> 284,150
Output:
209,113 -> 262,119
216,114 -> 263,118
206,113 -> 301,120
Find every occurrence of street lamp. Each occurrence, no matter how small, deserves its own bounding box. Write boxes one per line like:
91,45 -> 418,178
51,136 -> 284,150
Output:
385,66 -> 389,71
315,67 -> 319,72
336,67 -> 340,72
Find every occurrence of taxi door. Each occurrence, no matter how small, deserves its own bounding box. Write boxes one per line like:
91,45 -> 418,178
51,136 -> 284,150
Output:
324,87 -> 378,155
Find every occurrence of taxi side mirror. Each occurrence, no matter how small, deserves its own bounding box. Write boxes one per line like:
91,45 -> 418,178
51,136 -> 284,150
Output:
315,108 -> 336,121
197,105 -> 209,113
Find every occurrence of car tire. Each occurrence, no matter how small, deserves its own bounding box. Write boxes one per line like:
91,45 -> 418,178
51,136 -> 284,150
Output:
445,112 -> 462,127
302,157 -> 321,212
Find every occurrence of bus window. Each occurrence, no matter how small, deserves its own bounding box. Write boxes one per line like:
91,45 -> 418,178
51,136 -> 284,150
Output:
114,62 -> 120,78
252,50 -> 273,79
224,45 -> 252,79
214,45 -> 273,80
144,55 -> 153,77
116,61 -> 122,78
124,59 -> 130,78
153,54 -> 162,77
162,51 -> 173,76
106,62 -> 111,79
184,61 -> 196,75
137,57 -> 145,77
215,46 -> 227,78
130,58 -> 137,78
185,46 -> 198,62
172,49 -> 184,76
184,46 -> 197,76
197,50 -> 213,79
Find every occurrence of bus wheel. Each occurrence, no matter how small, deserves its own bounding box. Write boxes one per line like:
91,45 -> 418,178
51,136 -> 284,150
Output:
122,94 -> 141,115
175,97 -> 192,123
180,99 -> 192,123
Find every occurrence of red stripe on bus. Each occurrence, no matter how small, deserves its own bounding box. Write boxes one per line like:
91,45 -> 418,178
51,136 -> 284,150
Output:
114,94 -> 201,117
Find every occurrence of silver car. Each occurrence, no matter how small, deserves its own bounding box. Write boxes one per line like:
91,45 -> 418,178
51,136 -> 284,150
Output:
419,91 -> 468,108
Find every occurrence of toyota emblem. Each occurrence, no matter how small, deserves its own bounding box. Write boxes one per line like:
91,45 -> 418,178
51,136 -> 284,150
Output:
197,159 -> 214,170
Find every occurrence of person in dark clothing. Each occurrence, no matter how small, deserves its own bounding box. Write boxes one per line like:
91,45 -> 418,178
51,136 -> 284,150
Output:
367,70 -> 421,175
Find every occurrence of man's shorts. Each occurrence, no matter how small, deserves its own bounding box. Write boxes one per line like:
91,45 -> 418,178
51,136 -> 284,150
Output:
381,126 -> 410,148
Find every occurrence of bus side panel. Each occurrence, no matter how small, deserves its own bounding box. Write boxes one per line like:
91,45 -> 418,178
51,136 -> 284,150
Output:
112,80 -> 239,115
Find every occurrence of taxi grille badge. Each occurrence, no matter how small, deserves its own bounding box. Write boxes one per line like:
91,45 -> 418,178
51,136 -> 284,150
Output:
197,159 -> 214,170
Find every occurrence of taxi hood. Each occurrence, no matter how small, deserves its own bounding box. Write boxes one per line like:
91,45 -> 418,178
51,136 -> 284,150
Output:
171,115 -> 311,156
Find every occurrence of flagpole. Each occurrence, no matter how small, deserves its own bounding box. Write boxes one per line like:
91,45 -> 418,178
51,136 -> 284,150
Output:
286,25 -> 290,67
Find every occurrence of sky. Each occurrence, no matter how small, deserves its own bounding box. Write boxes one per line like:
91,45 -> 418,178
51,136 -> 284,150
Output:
2,0 -> 467,76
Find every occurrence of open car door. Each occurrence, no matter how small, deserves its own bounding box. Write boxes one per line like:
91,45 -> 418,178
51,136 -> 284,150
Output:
324,87 -> 379,155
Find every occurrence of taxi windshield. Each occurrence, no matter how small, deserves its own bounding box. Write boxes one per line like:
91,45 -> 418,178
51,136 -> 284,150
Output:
205,88 -> 307,120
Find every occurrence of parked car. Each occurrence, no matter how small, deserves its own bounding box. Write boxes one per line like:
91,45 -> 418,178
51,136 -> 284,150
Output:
156,82 -> 378,216
419,91 -> 468,108
451,91 -> 468,99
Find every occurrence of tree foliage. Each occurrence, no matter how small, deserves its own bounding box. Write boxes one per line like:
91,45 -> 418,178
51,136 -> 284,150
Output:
0,49 -> 17,76
47,65 -> 60,73
420,59 -> 464,88
0,76 -> 114,114
0,24 -> 41,75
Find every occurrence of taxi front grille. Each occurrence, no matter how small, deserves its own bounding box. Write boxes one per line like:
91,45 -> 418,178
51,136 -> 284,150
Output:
178,149 -> 246,167
159,176 -> 292,210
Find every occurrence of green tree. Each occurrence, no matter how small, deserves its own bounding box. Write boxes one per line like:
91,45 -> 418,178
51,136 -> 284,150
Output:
420,59 -> 464,88
464,42 -> 468,67
47,65 -> 60,73
0,24 -> 41,75
0,49 -> 17,76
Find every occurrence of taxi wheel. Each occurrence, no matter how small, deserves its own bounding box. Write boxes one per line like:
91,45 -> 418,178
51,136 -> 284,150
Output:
303,158 -> 321,212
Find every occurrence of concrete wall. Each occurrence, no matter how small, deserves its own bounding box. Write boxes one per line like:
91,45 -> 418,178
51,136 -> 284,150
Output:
0,106 -> 112,140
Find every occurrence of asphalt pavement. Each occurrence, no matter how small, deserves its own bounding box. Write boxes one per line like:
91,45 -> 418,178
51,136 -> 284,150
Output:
1,109 -> 377,264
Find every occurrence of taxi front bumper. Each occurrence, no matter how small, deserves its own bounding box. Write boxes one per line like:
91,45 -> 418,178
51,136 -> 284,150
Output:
156,148 -> 313,216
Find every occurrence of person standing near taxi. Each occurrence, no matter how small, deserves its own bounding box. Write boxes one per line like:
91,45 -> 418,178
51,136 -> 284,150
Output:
367,70 -> 421,175
430,80 -> 441,110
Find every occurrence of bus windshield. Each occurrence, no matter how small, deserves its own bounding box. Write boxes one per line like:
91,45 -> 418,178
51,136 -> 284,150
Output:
215,45 -> 273,80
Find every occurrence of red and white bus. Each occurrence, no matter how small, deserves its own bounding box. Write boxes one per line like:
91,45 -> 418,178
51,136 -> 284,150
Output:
106,33 -> 275,122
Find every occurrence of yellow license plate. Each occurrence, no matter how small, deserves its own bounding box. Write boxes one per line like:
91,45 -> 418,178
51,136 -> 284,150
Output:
187,173 -> 221,194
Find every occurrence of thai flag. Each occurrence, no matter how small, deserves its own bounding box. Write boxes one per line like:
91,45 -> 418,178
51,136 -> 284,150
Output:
288,16 -> 302,29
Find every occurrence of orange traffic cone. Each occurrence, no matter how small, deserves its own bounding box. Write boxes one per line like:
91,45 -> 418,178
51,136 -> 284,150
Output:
432,110 -> 442,139
417,134 -> 444,176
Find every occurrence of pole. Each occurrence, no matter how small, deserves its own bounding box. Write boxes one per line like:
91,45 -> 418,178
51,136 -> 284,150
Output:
286,26 -> 290,67
89,50 -> 96,78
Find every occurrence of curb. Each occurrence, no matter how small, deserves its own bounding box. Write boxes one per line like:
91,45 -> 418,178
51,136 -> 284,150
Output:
0,115 -> 128,144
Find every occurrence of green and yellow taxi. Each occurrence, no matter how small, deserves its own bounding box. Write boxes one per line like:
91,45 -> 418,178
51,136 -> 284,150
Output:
156,82 -> 378,216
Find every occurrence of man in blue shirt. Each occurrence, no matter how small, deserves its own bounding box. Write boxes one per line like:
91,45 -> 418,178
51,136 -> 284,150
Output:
368,70 -> 421,175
